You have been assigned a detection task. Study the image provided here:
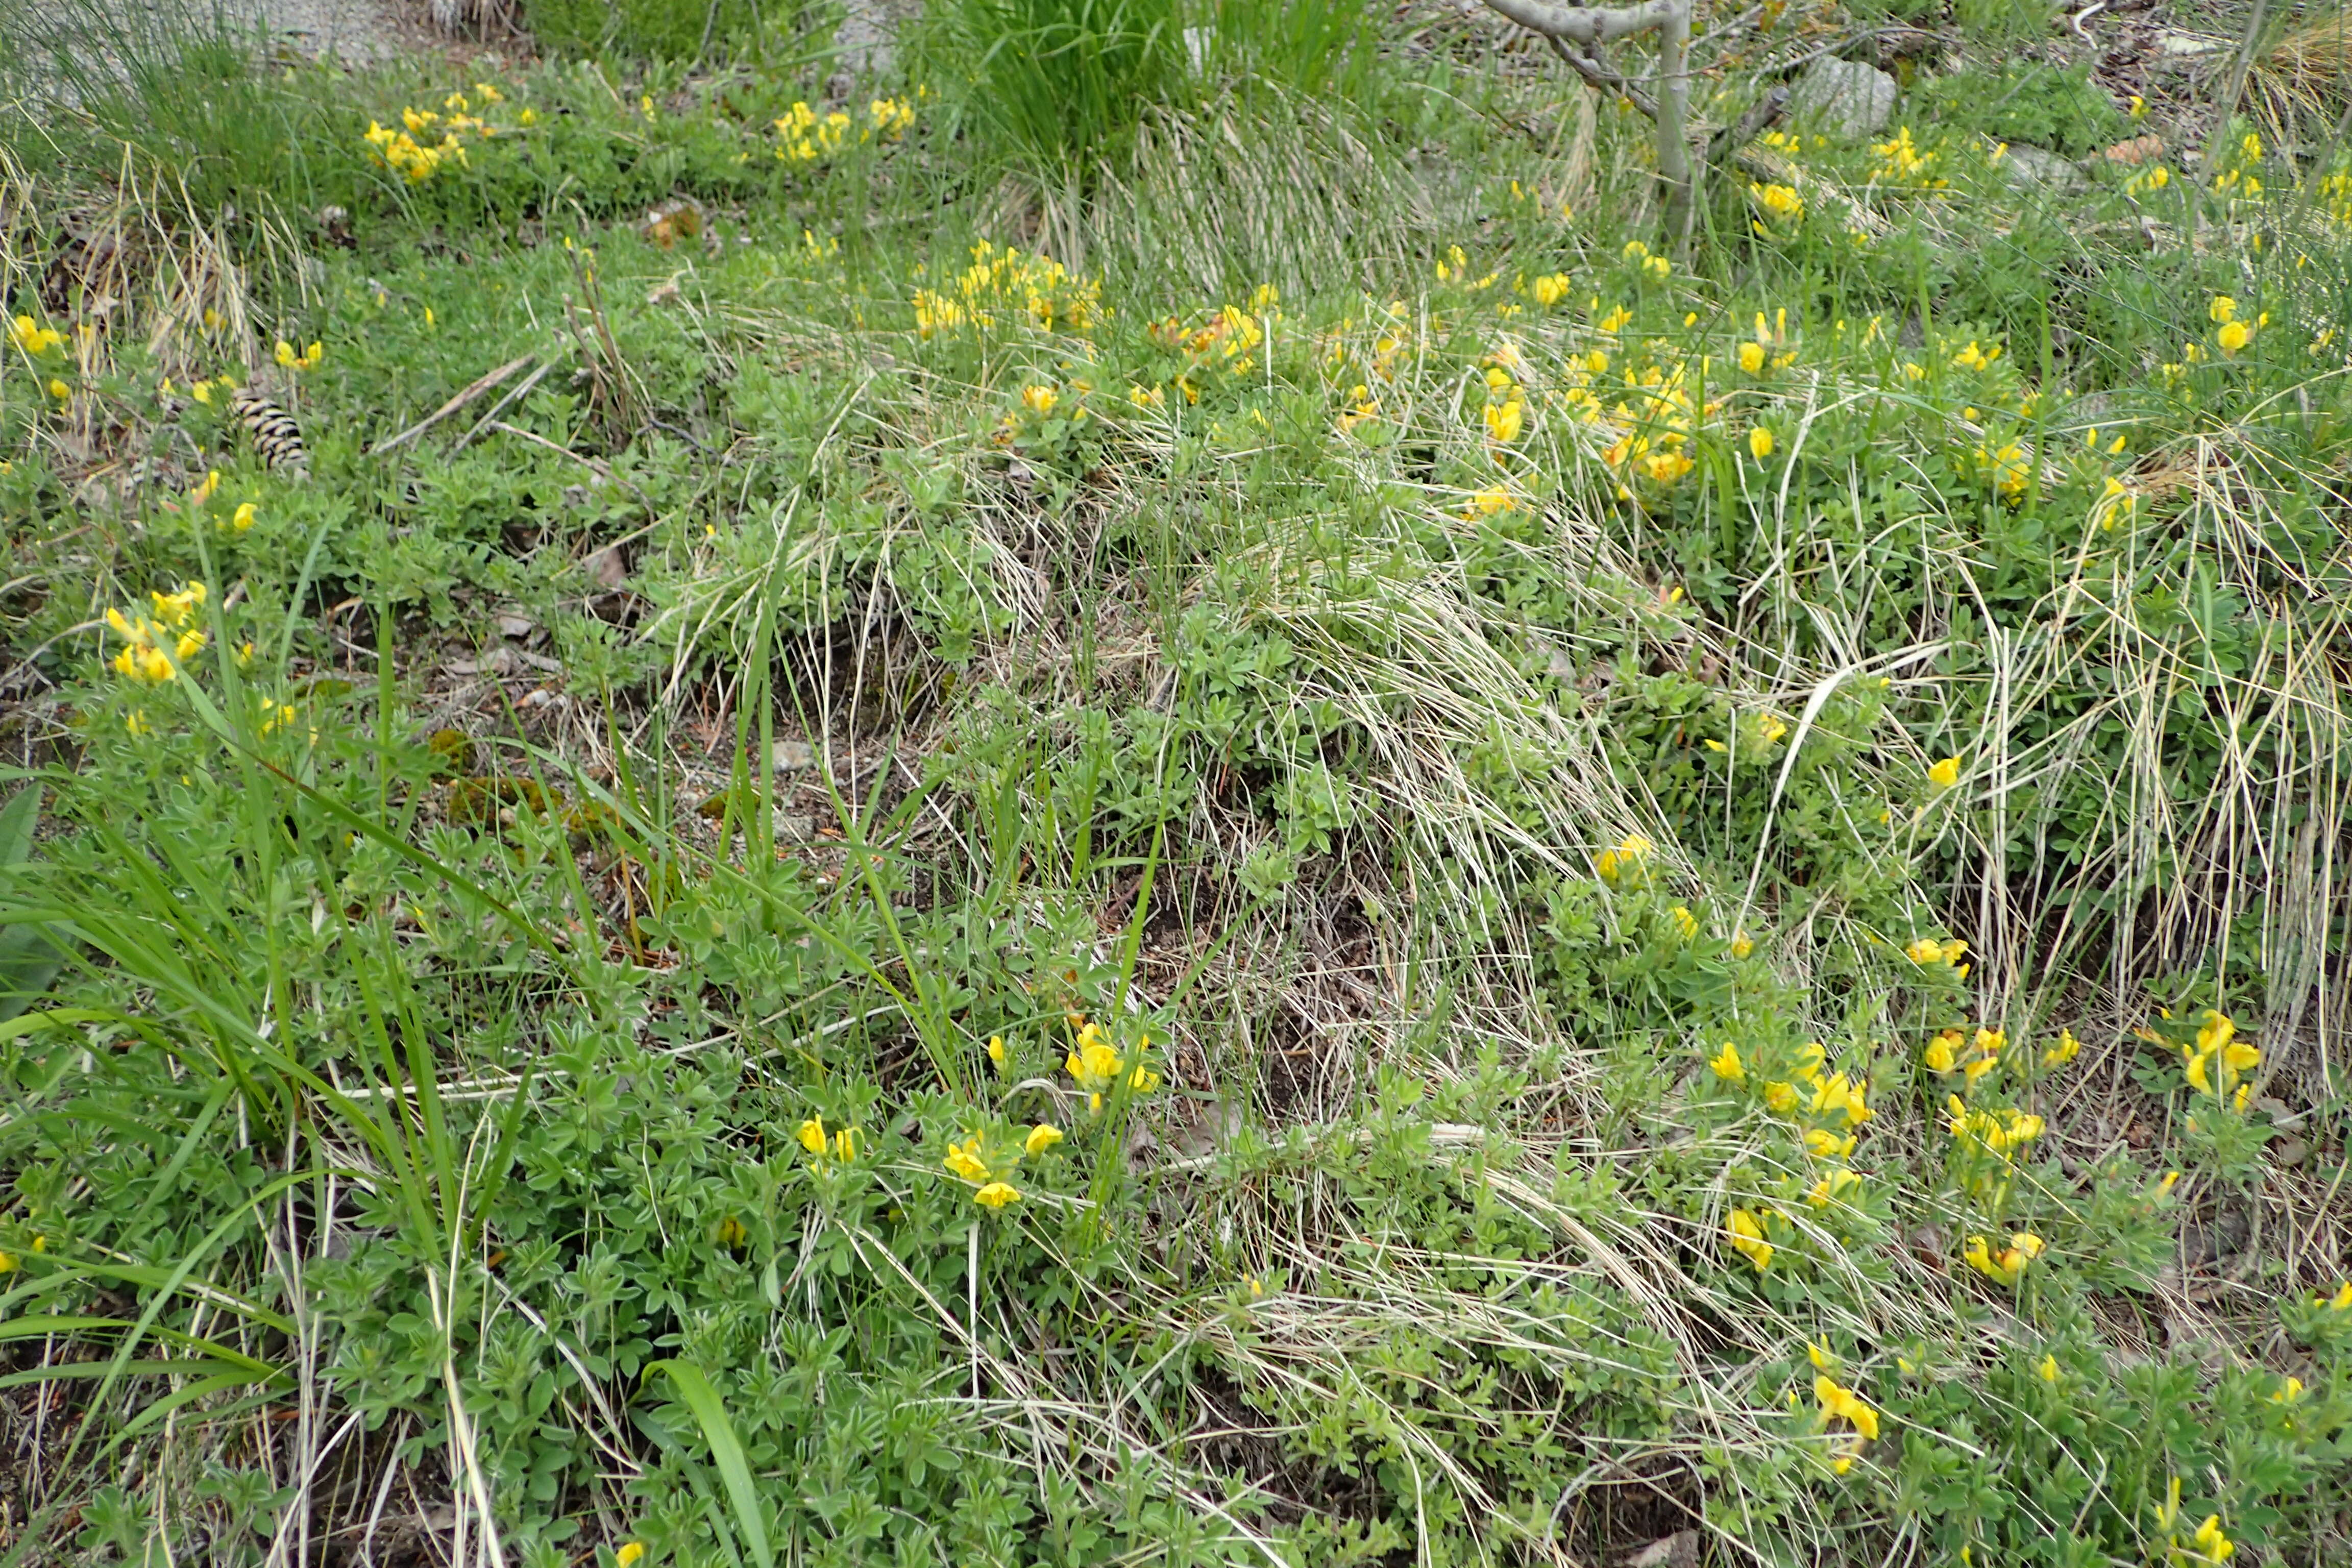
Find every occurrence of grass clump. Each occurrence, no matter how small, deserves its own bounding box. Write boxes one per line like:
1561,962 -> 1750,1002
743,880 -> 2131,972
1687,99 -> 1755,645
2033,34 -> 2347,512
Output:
4,3 -> 2352,1565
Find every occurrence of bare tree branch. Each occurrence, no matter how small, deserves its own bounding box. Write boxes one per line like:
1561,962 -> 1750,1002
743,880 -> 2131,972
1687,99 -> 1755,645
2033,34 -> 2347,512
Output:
1540,33 -> 1657,119
1482,0 -> 1688,47
1476,0 -> 1697,242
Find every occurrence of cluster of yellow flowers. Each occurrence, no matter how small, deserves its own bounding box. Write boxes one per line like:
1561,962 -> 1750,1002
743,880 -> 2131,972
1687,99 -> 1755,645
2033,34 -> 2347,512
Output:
2321,168 -> 2352,225
913,242 -> 1102,337
364,90 -> 507,183
9,313 -> 65,356
1866,126 -> 1941,187
275,338 -> 324,372
1944,1091 -> 2044,1164
943,1120 -> 1062,1208
1148,296 -> 1272,400
1064,1017 -> 1161,1113
1749,181 -> 1804,229
1481,362 -> 1525,448
1712,1040 -> 1872,1267
2176,1009 -> 2259,1106
1905,935 -> 1969,977
1970,435 -> 2031,503
1923,1025 -> 2001,1080
107,581 -> 209,683
1531,273 -> 1573,307
1619,239 -> 1671,280
1594,832 -> 1652,885
2207,295 -> 2260,358
1962,1229 -> 2044,1286
1809,1345 -> 1880,1474
2152,1477 -> 2236,1565
183,470 -> 257,535
772,101 -> 853,161
1432,243 -> 1501,289
796,1114 -> 860,1164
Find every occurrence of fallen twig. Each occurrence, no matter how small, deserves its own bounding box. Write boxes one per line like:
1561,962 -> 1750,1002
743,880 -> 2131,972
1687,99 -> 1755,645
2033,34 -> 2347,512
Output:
368,353 -> 535,456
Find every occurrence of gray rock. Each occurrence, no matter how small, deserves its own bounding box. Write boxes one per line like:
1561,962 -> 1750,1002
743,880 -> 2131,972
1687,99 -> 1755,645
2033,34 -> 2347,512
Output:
1787,56 -> 1897,138
1997,142 -> 2088,196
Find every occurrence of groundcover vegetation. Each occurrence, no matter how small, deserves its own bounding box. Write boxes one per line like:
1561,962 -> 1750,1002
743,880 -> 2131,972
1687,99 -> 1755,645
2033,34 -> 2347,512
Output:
3,0 -> 2352,1562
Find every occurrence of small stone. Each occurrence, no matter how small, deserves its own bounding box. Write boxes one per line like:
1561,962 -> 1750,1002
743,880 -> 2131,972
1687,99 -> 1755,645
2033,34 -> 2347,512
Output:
772,739 -> 816,771
1997,143 -> 2088,194
2101,134 -> 2165,165
2274,1136 -> 2309,1169
1787,56 -> 1897,137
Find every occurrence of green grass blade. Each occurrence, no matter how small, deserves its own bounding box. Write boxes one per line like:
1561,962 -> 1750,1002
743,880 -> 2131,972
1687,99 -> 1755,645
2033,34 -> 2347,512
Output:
649,1359 -> 773,1568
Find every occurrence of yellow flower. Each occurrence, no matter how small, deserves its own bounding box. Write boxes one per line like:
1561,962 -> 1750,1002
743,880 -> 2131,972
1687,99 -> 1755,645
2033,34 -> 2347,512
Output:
1024,1123 -> 1063,1157
1763,1080 -> 1800,1113
1594,833 -> 1652,884
1708,1042 -> 1745,1082
2194,1515 -> 2235,1563
2042,1028 -> 2080,1069
1021,384 -> 1058,416
2155,1170 -> 2180,1198
2271,1377 -> 2304,1403
1729,931 -> 1753,960
1748,426 -> 1774,460
276,339 -> 299,367
2217,320 -> 2251,355
2129,94 -> 2146,117
1532,273 -> 1571,307
2036,1354 -> 2059,1382
943,1135 -> 991,1184
616,1542 -> 645,1568
1738,340 -> 1766,374
987,1035 -> 1007,1067
2209,296 -> 2237,325
175,630 -> 206,662
192,379 -> 214,405
973,1181 -> 1020,1208
231,502 -> 258,532
833,1127 -> 857,1160
1727,1207 -> 1773,1271
1807,1168 -> 1862,1207
715,1216 -> 747,1248
10,314 -> 64,355
1811,1072 -> 1870,1127
1924,1030 -> 1960,1073
797,1116 -> 827,1155
1962,1231 -> 2043,1286
1927,755 -> 1962,790
1814,1375 -> 1880,1440
1804,1127 -> 1857,1160
48,378 -> 70,401
2330,1281 -> 2352,1311
191,469 -> 220,505
1483,398 -> 1525,444
1670,905 -> 1698,940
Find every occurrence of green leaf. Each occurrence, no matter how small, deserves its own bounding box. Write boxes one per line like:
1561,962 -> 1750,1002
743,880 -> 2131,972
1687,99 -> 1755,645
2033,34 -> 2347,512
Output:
649,1359 -> 772,1568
